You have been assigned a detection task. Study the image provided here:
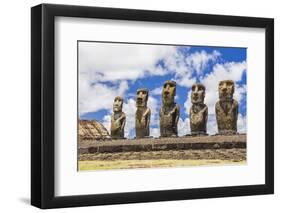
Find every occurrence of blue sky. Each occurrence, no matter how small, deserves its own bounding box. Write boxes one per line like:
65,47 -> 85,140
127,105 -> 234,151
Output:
79,42 -> 247,138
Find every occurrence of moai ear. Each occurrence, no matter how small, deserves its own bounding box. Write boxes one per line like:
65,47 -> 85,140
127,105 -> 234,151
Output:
231,83 -> 235,94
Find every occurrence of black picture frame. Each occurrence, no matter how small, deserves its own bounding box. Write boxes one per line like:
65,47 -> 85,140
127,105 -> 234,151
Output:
31,3 -> 274,209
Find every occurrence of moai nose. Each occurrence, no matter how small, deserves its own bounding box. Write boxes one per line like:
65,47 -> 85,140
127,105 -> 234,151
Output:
222,84 -> 227,92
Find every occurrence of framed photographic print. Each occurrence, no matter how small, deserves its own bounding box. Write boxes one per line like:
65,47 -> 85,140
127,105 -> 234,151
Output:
31,3 -> 274,209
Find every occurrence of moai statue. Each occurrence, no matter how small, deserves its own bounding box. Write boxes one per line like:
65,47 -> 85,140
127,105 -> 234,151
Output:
135,88 -> 151,138
160,80 -> 180,137
189,83 -> 208,135
215,80 -> 239,135
111,96 -> 126,139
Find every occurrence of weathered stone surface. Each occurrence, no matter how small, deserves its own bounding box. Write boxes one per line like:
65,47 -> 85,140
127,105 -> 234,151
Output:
216,80 -> 239,135
160,80 -> 180,137
190,83 -> 208,135
111,96 -> 126,139
79,120 -> 110,140
79,134 -> 246,154
135,88 -> 151,138
79,149 -> 246,161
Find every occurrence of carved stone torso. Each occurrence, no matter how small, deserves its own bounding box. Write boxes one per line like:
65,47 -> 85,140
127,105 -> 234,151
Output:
215,100 -> 238,134
135,107 -> 151,138
190,104 -> 208,135
111,112 -> 126,139
160,103 -> 180,137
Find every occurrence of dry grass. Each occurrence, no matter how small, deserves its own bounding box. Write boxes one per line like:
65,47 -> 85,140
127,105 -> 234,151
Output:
78,159 -> 246,171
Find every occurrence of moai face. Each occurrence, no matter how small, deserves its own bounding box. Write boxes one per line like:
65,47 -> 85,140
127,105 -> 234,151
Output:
216,80 -> 239,135
111,96 -> 126,139
160,80 -> 179,137
218,80 -> 235,101
162,80 -> 176,105
136,88 -> 148,108
113,96 -> 123,112
191,83 -> 205,104
190,83 -> 208,135
135,88 -> 151,138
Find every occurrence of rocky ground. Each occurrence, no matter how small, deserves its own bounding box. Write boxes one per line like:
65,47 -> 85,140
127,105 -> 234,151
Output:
78,134 -> 246,170
79,148 -> 246,161
79,134 -> 246,153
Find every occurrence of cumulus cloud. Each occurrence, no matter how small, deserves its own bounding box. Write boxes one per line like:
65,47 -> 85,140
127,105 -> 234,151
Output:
206,113 -> 247,135
161,48 -> 196,87
150,127 -> 160,138
187,61 -> 247,115
185,50 -> 221,75
79,42 -> 177,83
178,117 -> 190,136
101,114 -> 111,135
79,80 -> 128,115
79,43 -> 229,116
79,42 -> 178,116
126,96 -> 160,138
162,49 -> 221,87
183,60 -> 247,135
237,114 -> 247,133
101,98 -> 136,138
102,95 -> 160,139
207,114 -> 217,135
122,98 -> 136,138
151,87 -> 162,96
203,61 -> 246,114
79,42 -> 247,137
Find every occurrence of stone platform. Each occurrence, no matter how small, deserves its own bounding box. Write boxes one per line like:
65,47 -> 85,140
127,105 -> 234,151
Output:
79,134 -> 246,154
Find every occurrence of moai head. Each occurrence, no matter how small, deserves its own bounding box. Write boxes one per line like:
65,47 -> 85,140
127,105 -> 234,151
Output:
113,96 -> 123,113
111,96 -> 126,139
160,80 -> 179,137
218,80 -> 235,101
190,83 -> 208,136
191,83 -> 205,104
162,80 -> 176,105
216,80 -> 239,135
136,88 -> 149,108
135,88 -> 151,138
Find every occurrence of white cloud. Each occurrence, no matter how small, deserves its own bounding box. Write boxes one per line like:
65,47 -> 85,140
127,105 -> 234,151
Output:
206,113 -> 246,135
102,95 -> 160,139
150,128 -> 160,138
234,84 -> 247,104
202,61 -> 247,114
207,114 -> 217,135
164,49 -> 221,87
101,98 -> 137,138
79,43 -> 226,115
79,42 -> 179,116
123,98 -> 137,138
101,114 -> 111,135
79,42 -> 247,136
162,48 -> 196,87
148,96 -> 160,127
183,60 -> 247,135
184,91 -> 192,115
151,87 -> 162,96
237,114 -> 247,133
79,80 -> 128,115
185,50 -> 221,75
79,42 -> 177,83
178,117 -> 190,136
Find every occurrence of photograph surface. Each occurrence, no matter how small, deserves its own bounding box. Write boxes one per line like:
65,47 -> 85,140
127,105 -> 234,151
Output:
78,41 -> 247,171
